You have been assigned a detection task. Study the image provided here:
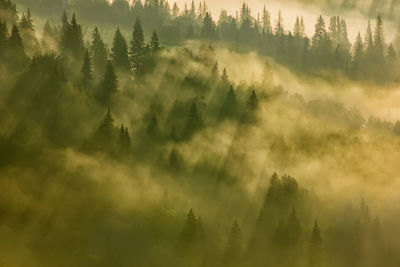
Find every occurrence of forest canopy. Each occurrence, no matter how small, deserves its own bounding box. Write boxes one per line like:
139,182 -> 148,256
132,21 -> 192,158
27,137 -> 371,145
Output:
0,0 -> 400,267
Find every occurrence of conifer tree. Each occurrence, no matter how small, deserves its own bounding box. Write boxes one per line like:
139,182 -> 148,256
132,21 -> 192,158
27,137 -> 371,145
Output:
310,220 -> 323,267
94,109 -> 115,147
179,209 -> 198,247
91,27 -> 108,78
274,10 -> 284,36
68,14 -> 85,60
150,30 -> 160,54
184,102 -> 203,138
223,219 -> 242,265
351,32 -> 364,79
201,12 -> 216,39
7,24 -> 26,67
247,90 -> 259,110
111,27 -> 130,72
220,86 -> 239,120
130,18 -> 146,79
97,60 -> 119,106
221,68 -> 229,85
80,49 -> 93,90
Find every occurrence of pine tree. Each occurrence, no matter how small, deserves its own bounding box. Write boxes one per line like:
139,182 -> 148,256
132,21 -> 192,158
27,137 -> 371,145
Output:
97,60 -> 119,106
7,24 -> 26,67
294,16 -> 302,37
310,220 -> 323,267
351,32 -> 364,79
19,9 -> 34,31
247,90 -> 259,110
221,67 -> 230,85
179,209 -> 198,247
91,27 -> 108,78
223,219 -> 242,265
285,207 -> 302,244
94,109 -> 115,147
150,30 -> 160,54
201,12 -> 216,39
118,124 -> 131,153
184,102 -> 203,138
220,86 -> 239,120
274,10 -> 284,36
130,18 -> 146,79
68,14 -> 85,60
80,49 -> 93,90
262,5 -> 272,34
111,27 -> 130,72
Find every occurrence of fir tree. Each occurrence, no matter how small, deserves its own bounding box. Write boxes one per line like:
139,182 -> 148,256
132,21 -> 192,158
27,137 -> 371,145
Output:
221,67 -> 230,85
220,86 -> 239,120
111,27 -> 130,72
94,109 -> 116,148
7,24 -> 26,67
201,12 -> 216,39
80,49 -> 93,90
310,220 -> 323,267
129,18 -> 146,79
91,27 -> 108,78
150,30 -> 160,54
97,60 -> 119,106
223,219 -> 242,265
179,208 -> 198,248
247,90 -> 259,110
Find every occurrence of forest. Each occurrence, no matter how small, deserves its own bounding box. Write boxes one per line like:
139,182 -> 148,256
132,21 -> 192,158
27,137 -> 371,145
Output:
1,0 -> 400,266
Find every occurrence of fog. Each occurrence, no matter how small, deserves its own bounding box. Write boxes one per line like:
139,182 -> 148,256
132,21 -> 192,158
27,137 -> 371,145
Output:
1,0 -> 400,266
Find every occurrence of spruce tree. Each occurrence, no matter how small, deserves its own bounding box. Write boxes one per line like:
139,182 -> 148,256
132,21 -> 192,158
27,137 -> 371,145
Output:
80,49 -> 93,90
111,27 -> 130,72
91,27 -> 108,78
184,102 -> 203,138
351,32 -> 364,79
179,209 -> 198,247
310,220 -> 323,267
97,60 -> 119,106
223,219 -> 242,265
129,18 -> 146,79
150,30 -> 160,54
221,68 -> 230,85
220,86 -> 239,120
94,109 -> 116,149
7,24 -> 26,67
201,12 -> 215,39
247,90 -> 259,110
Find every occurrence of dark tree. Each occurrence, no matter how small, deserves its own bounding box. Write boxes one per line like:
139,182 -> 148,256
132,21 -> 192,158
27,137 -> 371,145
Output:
223,219 -> 242,265
91,27 -> 108,78
111,27 -> 130,72
97,60 -> 119,106
130,18 -> 146,79
150,30 -> 160,54
201,12 -> 216,39
80,49 -> 93,91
